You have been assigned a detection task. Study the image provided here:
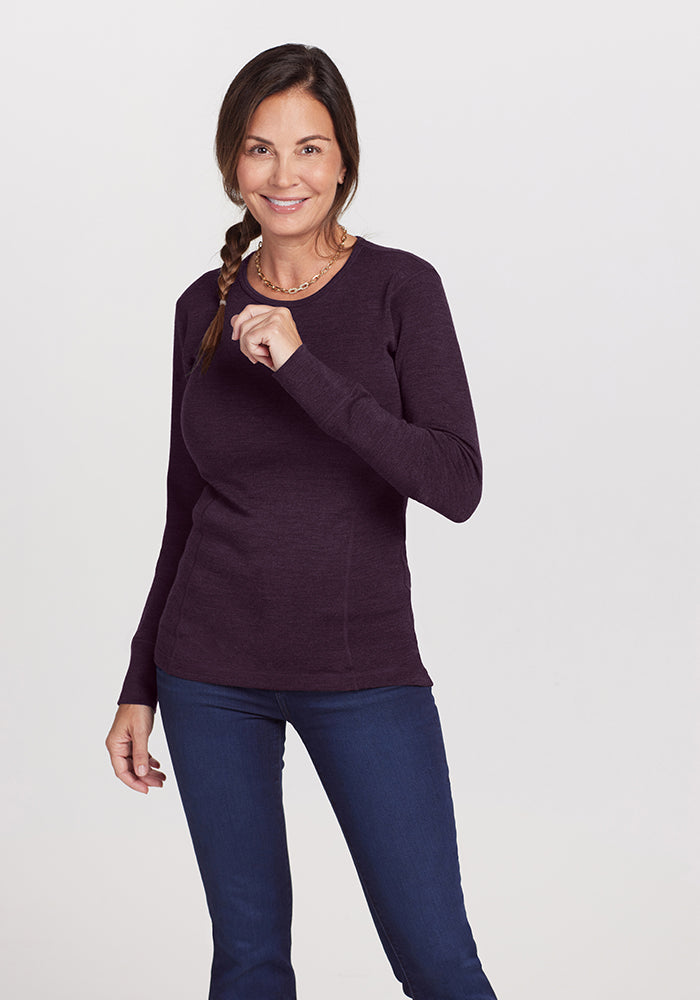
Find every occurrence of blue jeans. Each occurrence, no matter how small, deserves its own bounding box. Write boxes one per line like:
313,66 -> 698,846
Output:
156,665 -> 498,1000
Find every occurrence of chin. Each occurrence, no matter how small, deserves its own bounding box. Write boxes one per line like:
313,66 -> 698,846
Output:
261,219 -> 325,241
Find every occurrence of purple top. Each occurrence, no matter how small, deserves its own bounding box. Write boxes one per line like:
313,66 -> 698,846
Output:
117,236 -> 483,710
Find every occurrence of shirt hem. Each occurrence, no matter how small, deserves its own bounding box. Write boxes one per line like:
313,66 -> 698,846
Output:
155,652 -> 433,692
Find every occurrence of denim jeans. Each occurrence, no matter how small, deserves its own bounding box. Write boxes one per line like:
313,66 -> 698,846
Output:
156,664 -> 498,1000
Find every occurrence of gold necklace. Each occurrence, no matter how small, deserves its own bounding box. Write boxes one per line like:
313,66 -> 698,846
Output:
254,227 -> 348,295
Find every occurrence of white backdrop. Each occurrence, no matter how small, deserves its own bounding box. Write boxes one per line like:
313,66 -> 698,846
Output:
2,2 -> 698,998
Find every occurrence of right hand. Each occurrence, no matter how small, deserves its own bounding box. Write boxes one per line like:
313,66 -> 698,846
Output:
105,704 -> 167,794
231,304 -> 303,371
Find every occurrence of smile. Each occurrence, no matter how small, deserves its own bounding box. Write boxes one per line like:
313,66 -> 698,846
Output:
263,196 -> 308,212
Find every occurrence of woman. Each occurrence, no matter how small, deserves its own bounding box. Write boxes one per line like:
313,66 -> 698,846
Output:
106,42 -> 499,1000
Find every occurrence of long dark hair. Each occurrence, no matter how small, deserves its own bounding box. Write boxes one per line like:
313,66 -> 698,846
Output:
193,43 -> 360,374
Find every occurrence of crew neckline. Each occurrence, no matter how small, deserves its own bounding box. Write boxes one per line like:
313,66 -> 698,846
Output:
235,235 -> 366,308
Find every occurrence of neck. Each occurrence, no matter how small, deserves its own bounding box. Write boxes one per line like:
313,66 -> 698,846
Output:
257,225 -> 345,289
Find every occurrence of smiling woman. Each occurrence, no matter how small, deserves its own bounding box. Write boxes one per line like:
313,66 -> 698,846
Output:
106,42 -> 499,1000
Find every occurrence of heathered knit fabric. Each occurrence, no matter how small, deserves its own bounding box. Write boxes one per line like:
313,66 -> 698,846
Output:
117,237 -> 483,710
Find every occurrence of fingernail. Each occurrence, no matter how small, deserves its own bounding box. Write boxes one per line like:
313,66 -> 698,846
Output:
137,764 -> 148,776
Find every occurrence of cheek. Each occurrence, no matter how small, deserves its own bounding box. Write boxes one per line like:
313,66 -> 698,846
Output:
309,162 -> 343,194
236,159 -> 264,193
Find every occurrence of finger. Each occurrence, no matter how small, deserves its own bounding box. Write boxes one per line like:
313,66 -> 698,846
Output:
231,304 -> 275,340
233,304 -> 290,339
142,769 -> 167,787
234,316 -> 277,365
111,752 -> 149,794
146,754 -> 166,781
131,726 -> 151,779
122,754 -> 167,786
238,303 -> 277,320
233,310 -> 275,344
124,752 -> 161,766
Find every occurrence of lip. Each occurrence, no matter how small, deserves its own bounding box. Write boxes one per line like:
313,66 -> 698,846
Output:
262,195 -> 308,214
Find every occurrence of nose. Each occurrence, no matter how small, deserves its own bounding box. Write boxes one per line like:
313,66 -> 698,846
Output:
269,153 -> 299,189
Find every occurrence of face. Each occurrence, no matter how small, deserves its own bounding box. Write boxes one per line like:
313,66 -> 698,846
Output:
235,87 -> 347,243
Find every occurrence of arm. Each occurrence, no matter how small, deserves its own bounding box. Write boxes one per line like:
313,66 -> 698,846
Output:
116,298 -> 207,710
271,267 -> 483,522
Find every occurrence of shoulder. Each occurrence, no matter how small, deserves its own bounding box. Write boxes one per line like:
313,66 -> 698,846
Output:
352,238 -> 449,326
354,236 -> 443,287
175,267 -> 220,319
168,269 -> 221,360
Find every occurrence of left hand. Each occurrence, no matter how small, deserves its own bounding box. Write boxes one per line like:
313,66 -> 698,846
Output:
105,704 -> 166,794
231,304 -> 303,372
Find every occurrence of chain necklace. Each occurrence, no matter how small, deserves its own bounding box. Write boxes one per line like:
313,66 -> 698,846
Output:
254,227 -> 348,295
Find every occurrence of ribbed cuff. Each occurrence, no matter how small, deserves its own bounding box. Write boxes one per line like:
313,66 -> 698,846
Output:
271,343 -> 353,431
117,639 -> 158,710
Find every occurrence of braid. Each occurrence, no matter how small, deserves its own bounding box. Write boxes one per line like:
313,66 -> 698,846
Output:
192,209 -> 261,375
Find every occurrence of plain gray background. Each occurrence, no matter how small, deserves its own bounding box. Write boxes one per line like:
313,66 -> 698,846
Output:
2,1 -> 698,997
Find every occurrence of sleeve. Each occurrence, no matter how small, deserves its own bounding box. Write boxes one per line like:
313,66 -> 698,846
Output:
270,267 -> 483,523
116,298 -> 207,710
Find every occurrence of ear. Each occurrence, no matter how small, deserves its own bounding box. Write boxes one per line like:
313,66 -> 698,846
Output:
338,165 -> 347,184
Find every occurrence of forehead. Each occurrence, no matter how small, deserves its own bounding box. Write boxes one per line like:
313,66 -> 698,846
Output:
248,88 -> 335,138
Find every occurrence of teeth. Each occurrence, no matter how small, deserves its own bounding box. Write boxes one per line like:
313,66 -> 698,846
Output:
267,197 -> 305,206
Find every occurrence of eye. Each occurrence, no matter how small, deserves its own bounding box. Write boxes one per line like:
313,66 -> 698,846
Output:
247,144 -> 270,155
300,145 -> 321,155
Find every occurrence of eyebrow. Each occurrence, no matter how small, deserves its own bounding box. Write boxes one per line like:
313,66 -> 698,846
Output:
246,134 -> 332,145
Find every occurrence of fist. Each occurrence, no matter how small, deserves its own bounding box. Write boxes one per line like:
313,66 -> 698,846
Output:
231,304 -> 302,372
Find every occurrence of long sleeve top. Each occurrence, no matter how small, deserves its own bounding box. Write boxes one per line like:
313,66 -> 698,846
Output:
116,236 -> 483,710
